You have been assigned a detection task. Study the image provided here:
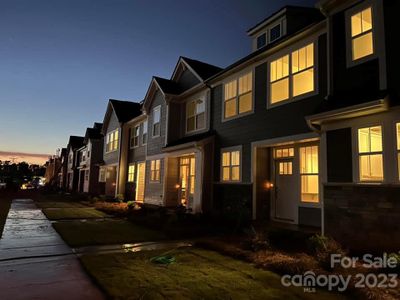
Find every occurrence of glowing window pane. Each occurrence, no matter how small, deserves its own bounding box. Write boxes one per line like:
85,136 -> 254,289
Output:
222,152 -> 230,167
396,123 -> 400,150
231,166 -> 240,181
362,8 -> 372,32
222,167 -> 230,181
128,165 -> 135,182
238,92 -> 252,114
352,32 -> 373,60
293,69 -> 314,97
301,175 -> 319,203
360,154 -> 383,181
351,12 -> 362,37
271,78 -> 289,104
224,98 -> 237,118
224,80 -> 237,100
231,151 -> 240,166
239,73 -> 252,94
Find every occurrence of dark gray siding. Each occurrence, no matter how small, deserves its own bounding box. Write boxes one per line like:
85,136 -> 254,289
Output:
103,111 -> 120,165
166,102 -> 184,144
177,69 -> 200,90
326,128 -> 353,183
146,90 -> 166,156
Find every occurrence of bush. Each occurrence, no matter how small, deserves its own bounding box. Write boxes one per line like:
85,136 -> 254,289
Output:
309,234 -> 346,270
114,194 -> 124,203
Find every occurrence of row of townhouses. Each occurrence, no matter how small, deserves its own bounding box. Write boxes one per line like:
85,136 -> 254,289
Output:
56,0 -> 400,252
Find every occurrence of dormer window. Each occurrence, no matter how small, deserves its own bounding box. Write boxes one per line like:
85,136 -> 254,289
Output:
256,33 -> 266,49
269,23 -> 281,43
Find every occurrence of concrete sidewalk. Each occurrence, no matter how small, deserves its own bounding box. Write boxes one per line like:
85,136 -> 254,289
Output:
0,199 -> 105,300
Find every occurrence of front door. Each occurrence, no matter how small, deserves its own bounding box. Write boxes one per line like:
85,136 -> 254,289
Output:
135,162 -> 146,202
273,147 -> 297,223
179,156 -> 195,209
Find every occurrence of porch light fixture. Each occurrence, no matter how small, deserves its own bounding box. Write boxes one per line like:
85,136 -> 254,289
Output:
264,181 -> 274,190
175,184 -> 180,189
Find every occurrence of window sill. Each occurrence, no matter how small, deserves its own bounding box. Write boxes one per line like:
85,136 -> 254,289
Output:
222,110 -> 254,123
268,90 -> 317,109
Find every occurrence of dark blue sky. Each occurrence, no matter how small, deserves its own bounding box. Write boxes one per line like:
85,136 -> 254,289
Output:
0,0 -> 315,154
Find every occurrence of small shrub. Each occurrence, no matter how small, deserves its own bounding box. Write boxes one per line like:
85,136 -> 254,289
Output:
114,194 -> 124,203
309,234 -> 346,270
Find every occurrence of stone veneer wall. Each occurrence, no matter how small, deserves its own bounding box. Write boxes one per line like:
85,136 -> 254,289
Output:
324,184 -> 400,253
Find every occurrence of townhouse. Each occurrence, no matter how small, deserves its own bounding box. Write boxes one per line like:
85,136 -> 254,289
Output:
57,0 -> 400,251
57,147 -> 67,190
100,99 -> 142,197
76,123 -> 104,194
65,136 -> 84,192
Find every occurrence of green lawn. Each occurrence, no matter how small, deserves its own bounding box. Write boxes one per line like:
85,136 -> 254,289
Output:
0,196 -> 12,238
42,207 -> 107,220
36,201 -> 88,209
53,219 -> 166,247
81,248 -> 346,300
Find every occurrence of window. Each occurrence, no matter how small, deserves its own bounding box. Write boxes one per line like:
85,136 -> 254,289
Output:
187,99 -> 205,132
279,162 -> 292,175
397,123 -> 400,180
150,159 -> 160,182
152,106 -> 161,137
224,72 -> 252,119
270,43 -> 314,104
99,168 -> 106,183
131,125 -> 140,148
358,126 -> 383,182
275,147 -> 294,158
142,120 -> 148,145
221,149 -> 241,182
350,7 -> 373,61
269,23 -> 281,42
128,164 -> 135,182
300,145 -> 319,203
106,129 -> 119,152
257,33 -> 266,49
85,170 -> 89,181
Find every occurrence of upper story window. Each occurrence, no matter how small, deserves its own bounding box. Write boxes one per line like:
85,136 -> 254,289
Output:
224,72 -> 252,120
221,147 -> 241,182
358,126 -> 383,182
142,120 -> 148,145
106,129 -> 119,153
269,23 -> 281,43
270,43 -> 314,105
350,7 -> 374,61
131,125 -> 140,148
256,33 -> 266,49
187,99 -> 205,133
152,106 -> 161,137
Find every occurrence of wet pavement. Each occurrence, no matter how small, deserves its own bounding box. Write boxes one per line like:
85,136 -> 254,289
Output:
0,199 -> 105,300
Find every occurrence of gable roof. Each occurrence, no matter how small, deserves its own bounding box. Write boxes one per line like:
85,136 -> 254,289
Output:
84,126 -> 103,144
110,99 -> 142,123
180,57 -> 223,81
67,136 -> 84,150
154,76 -> 183,95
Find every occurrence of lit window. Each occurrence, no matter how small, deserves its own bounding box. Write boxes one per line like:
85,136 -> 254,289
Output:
128,164 -> 135,182
358,126 -> 383,182
131,125 -> 140,148
397,123 -> 400,180
224,72 -> 252,119
152,106 -> 161,137
270,43 -> 315,104
351,7 -> 374,61
300,146 -> 319,203
279,162 -> 292,175
106,129 -> 119,152
187,99 -> 205,132
275,147 -> 294,158
221,149 -> 241,182
150,159 -> 160,182
142,120 -> 148,145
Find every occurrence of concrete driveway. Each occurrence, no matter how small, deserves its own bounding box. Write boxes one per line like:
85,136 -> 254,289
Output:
0,199 -> 104,300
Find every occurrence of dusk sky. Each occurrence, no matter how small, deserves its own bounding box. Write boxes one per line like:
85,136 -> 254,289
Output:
0,0 -> 315,156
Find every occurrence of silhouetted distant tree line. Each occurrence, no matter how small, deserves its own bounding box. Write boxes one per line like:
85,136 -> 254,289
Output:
0,161 -> 46,189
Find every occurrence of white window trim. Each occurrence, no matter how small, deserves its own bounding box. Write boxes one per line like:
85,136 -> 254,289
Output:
221,69 -> 255,123
220,145 -> 243,183
267,37 -> 319,109
353,123 -> 385,183
345,0 -> 377,68
185,97 -> 207,134
105,129 -> 119,153
142,120 -> 148,145
152,105 -> 161,138
127,163 -> 136,183
130,125 -> 140,149
256,32 -> 267,49
149,159 -> 161,183
268,20 -> 283,43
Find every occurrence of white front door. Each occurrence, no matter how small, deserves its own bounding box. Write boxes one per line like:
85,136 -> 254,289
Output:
273,147 -> 298,223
